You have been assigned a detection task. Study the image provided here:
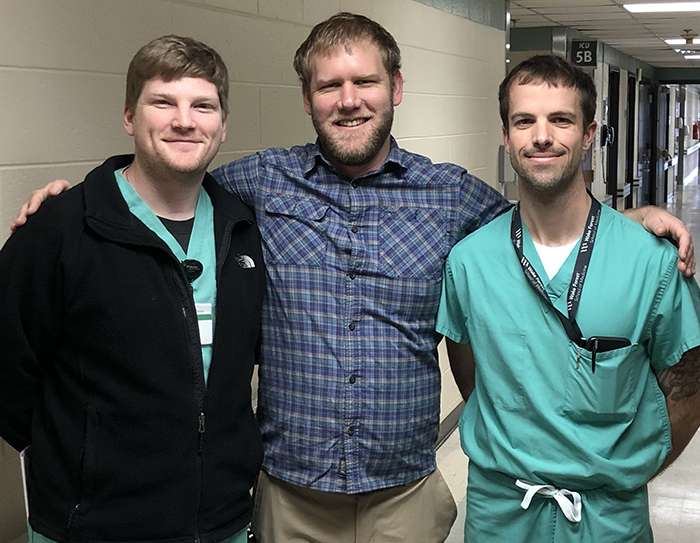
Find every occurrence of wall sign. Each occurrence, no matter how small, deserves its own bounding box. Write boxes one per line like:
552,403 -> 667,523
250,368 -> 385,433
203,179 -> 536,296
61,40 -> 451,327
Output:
571,41 -> 597,67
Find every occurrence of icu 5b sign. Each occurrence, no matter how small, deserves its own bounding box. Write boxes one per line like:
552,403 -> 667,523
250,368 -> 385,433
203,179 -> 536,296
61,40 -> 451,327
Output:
571,41 -> 597,67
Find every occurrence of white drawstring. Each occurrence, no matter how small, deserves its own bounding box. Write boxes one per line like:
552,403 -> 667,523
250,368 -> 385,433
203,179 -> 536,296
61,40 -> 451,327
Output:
515,479 -> 582,523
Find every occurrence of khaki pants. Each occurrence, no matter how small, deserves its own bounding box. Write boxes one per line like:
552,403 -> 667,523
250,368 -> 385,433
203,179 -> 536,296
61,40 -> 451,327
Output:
251,469 -> 457,543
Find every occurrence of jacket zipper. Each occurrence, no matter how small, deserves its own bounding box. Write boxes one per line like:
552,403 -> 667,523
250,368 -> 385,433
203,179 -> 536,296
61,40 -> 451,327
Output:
177,264 -> 207,543
179,215 -> 237,543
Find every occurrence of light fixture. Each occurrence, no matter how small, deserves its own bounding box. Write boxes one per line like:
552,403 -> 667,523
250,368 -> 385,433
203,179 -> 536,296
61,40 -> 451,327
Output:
681,29 -> 699,43
666,38 -> 700,44
625,2 -> 700,12
685,54 -> 700,58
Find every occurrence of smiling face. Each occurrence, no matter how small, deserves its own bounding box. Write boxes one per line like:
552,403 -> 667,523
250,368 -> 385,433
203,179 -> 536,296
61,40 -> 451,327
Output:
303,39 -> 403,178
124,76 -> 227,181
503,81 -> 596,195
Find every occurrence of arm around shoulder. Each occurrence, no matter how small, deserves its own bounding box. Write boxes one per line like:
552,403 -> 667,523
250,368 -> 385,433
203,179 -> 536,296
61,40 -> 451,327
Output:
209,153 -> 264,208
10,179 -> 72,233
458,170 -> 512,238
622,206 -> 695,276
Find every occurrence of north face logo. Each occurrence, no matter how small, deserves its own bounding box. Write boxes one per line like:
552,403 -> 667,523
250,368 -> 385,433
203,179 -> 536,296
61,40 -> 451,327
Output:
236,254 -> 256,269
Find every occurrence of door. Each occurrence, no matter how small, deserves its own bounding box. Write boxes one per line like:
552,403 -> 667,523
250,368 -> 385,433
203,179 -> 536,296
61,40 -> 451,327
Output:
637,81 -> 652,206
606,69 -> 620,208
649,85 -> 670,206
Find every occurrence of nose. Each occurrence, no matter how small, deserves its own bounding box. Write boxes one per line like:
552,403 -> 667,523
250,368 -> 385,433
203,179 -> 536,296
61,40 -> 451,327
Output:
532,120 -> 553,148
172,105 -> 195,130
339,82 -> 360,110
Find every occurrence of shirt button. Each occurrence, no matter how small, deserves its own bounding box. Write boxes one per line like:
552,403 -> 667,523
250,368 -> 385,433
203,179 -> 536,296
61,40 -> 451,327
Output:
349,322 -> 356,331
351,225 -> 358,234
348,427 -> 355,436
349,272 -> 357,280
349,375 -> 356,384
351,181 -> 358,189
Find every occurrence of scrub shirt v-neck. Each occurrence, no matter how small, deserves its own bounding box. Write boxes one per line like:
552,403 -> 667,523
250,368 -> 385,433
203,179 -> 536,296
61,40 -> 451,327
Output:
115,168 -> 217,384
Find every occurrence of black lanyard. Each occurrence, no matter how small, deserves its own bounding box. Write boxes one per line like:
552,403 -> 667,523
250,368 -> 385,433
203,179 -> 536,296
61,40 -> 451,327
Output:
510,195 -> 631,372
510,194 -> 601,349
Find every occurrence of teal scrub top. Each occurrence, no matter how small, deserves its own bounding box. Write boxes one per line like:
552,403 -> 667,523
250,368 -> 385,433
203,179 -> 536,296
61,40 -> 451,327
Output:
116,169 -> 217,384
436,204 -> 700,492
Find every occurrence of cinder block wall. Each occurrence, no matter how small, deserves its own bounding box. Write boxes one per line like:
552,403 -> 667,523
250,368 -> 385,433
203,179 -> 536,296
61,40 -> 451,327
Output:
0,2 -> 506,540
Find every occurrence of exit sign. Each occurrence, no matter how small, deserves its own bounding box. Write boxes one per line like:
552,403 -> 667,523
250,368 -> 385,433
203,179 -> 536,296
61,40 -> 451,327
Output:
571,41 -> 597,67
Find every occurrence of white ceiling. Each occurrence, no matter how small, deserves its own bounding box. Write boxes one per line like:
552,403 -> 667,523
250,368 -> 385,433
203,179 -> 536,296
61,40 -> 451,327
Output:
510,0 -> 700,68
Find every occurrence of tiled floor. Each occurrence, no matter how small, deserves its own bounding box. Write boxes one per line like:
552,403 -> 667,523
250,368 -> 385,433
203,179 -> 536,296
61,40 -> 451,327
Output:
438,179 -> 700,542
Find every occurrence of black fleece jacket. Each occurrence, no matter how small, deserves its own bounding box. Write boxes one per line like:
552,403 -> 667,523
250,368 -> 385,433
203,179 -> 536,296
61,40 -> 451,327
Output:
0,155 -> 265,543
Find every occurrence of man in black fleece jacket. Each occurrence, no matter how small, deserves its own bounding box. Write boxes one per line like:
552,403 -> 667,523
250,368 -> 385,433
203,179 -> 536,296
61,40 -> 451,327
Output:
0,35 -> 265,543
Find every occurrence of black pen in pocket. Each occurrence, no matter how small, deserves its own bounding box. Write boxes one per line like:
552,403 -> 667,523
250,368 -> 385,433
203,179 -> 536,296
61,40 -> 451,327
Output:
585,336 -> 632,373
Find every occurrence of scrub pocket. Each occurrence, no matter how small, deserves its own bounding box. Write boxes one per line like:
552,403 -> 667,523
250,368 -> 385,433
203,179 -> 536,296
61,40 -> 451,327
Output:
562,342 -> 647,423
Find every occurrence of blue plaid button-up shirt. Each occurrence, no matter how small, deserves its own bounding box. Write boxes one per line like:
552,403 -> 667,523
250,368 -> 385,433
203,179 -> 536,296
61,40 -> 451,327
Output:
212,139 -> 509,493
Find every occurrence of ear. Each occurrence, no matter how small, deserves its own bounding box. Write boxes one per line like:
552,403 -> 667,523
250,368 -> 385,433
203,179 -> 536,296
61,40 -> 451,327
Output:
123,105 -> 135,137
302,86 -> 312,116
502,125 -> 511,154
221,116 -> 228,144
582,120 -> 597,151
392,70 -> 403,107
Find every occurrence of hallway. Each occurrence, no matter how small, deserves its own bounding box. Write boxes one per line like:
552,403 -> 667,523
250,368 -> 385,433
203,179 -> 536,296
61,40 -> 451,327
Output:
651,179 -> 700,542
438,179 -> 700,542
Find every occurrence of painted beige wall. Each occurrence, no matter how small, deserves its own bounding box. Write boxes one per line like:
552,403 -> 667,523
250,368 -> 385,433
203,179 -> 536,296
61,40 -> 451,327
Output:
0,2 -> 506,539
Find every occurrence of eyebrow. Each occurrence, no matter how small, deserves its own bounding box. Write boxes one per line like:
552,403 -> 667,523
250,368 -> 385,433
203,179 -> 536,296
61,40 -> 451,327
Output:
314,72 -> 382,86
510,109 -> 578,119
147,91 -> 219,104
150,91 -> 219,101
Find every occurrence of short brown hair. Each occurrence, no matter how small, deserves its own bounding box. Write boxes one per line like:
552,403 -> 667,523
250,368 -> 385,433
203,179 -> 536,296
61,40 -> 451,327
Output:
499,55 -> 597,129
126,35 -> 229,117
293,12 -> 401,90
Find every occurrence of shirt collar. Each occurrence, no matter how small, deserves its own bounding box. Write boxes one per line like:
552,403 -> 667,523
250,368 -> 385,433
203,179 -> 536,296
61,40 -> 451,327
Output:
302,136 -> 407,179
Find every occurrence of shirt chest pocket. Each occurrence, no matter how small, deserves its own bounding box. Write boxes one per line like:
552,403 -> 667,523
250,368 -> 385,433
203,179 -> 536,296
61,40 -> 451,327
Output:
263,195 -> 330,266
379,207 -> 448,280
562,343 -> 648,424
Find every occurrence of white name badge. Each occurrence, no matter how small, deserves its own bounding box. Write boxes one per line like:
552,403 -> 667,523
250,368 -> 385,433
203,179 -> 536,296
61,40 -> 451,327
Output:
195,303 -> 213,345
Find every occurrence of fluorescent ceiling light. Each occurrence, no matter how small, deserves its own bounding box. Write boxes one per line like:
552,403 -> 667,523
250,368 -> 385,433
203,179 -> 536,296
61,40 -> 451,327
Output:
684,54 -> 700,58
625,2 -> 700,12
666,38 -> 700,44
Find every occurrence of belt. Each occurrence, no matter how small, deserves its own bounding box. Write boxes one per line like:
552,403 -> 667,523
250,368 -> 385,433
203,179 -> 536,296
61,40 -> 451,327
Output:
515,479 -> 582,523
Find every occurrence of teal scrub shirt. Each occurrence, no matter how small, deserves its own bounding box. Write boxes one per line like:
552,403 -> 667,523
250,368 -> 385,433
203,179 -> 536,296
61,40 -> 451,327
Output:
116,169 -> 217,383
436,204 -> 700,491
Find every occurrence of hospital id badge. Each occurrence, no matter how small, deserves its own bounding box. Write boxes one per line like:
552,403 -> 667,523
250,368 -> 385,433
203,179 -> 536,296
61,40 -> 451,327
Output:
195,303 -> 213,345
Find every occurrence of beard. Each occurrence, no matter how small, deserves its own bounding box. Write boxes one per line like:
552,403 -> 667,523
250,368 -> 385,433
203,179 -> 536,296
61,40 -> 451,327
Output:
312,103 -> 394,168
510,148 -> 582,194
136,138 -> 220,186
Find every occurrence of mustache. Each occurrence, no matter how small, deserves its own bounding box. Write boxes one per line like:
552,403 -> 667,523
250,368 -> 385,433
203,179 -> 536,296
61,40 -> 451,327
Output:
523,148 -> 565,158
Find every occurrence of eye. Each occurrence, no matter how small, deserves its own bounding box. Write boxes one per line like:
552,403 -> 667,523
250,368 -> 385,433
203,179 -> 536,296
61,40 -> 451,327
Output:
553,117 -> 573,125
195,102 -> 217,111
513,118 -> 534,126
319,82 -> 340,91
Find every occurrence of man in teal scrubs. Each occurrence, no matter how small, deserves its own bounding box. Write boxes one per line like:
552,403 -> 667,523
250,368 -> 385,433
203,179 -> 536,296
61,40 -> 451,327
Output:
436,55 -> 700,542
0,36 -> 264,543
